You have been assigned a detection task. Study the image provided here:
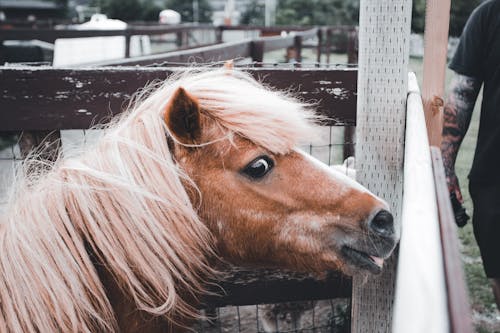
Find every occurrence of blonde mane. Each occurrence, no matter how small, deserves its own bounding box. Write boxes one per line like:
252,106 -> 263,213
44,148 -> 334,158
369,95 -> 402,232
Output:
0,69 -> 319,332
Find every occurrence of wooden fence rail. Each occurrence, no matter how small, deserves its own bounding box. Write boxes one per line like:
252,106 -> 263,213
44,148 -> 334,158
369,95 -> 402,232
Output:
84,28 -> 320,66
0,24 -> 218,43
0,24 -> 357,65
0,66 -> 357,131
431,147 -> 474,333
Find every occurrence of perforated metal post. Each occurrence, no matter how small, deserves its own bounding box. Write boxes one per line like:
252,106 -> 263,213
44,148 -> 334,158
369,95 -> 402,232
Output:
352,1 -> 412,332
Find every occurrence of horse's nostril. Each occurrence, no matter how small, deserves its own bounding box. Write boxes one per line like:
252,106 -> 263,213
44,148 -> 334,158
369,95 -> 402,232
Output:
369,210 -> 394,237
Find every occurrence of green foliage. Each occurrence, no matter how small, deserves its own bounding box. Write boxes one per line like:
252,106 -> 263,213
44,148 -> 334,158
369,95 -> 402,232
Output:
411,0 -> 426,34
94,0 -> 163,21
275,0 -> 359,26
101,0 -> 143,21
411,0 -> 483,36
240,0 -> 265,26
40,0 -> 69,18
165,0 -> 213,23
0,134 -> 17,152
449,0 -> 482,37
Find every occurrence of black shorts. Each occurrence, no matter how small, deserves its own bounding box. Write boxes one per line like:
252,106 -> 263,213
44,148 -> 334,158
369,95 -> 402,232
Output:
469,182 -> 500,278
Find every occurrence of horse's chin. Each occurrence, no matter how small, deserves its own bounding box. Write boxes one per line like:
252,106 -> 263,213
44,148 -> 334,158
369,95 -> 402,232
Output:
336,235 -> 399,276
340,246 -> 385,275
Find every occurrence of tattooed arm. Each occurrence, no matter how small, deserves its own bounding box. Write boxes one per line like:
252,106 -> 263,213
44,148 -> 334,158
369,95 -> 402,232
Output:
441,73 -> 482,203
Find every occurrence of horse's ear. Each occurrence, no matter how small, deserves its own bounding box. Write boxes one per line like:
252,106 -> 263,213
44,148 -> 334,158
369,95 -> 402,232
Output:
164,87 -> 201,145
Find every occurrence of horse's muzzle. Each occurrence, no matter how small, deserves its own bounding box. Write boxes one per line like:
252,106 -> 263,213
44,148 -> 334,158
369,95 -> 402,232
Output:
340,209 -> 398,275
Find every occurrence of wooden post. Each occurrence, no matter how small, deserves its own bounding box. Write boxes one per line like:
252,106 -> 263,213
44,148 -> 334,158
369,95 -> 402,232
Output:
352,1 -> 412,332
175,31 -> 188,48
0,40 -> 4,65
316,28 -> 323,63
124,31 -> 131,58
293,35 -> 302,63
125,30 -> 132,58
215,26 -> 224,44
250,40 -> 264,65
421,0 -> 451,147
343,127 -> 355,160
326,28 -> 332,64
347,28 -> 358,64
344,28 -> 358,159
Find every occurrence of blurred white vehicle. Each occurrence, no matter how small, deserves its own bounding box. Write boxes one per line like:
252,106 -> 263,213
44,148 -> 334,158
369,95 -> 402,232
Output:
159,9 -> 181,25
53,14 -> 151,67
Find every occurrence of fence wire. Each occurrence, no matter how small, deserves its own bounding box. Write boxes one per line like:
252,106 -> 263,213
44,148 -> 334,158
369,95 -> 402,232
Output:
195,299 -> 351,333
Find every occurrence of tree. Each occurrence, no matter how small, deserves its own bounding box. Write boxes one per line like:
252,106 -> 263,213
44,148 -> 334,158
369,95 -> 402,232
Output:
240,0 -> 265,26
98,0 -> 144,21
411,0 -> 482,36
94,0 -> 162,21
165,0 -> 213,23
449,0 -> 482,37
275,0 -> 359,26
40,0 -> 69,18
411,0 -> 425,33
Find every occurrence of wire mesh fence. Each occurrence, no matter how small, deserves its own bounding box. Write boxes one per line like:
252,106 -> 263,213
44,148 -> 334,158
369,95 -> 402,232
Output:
195,299 -> 351,333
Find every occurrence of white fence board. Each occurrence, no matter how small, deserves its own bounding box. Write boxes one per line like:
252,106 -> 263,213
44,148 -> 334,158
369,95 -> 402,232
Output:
392,72 -> 449,333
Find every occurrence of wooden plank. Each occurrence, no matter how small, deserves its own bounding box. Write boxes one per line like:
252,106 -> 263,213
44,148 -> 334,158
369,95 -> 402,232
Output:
421,0 -> 451,146
91,29 -> 318,67
260,28 -> 318,53
203,268 -> 351,307
84,40 -> 253,67
0,66 -> 357,131
0,29 -> 127,43
430,147 -> 474,333
351,1 -> 412,332
392,73 -> 449,333
261,35 -> 295,52
0,25 -> 218,43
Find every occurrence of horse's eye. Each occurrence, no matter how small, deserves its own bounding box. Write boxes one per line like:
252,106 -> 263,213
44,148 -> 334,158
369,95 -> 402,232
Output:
242,156 -> 274,179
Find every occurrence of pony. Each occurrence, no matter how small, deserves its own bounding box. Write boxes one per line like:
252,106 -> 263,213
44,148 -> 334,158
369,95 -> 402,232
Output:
0,68 -> 398,332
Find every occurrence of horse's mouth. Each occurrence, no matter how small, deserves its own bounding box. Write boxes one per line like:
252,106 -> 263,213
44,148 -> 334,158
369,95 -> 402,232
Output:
341,246 -> 385,274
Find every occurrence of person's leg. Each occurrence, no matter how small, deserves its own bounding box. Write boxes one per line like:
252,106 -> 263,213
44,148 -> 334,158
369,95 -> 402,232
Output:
469,184 -> 500,311
491,278 -> 500,311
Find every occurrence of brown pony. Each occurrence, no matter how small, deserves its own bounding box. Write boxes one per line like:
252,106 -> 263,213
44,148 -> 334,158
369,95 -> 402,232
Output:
0,68 -> 398,332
